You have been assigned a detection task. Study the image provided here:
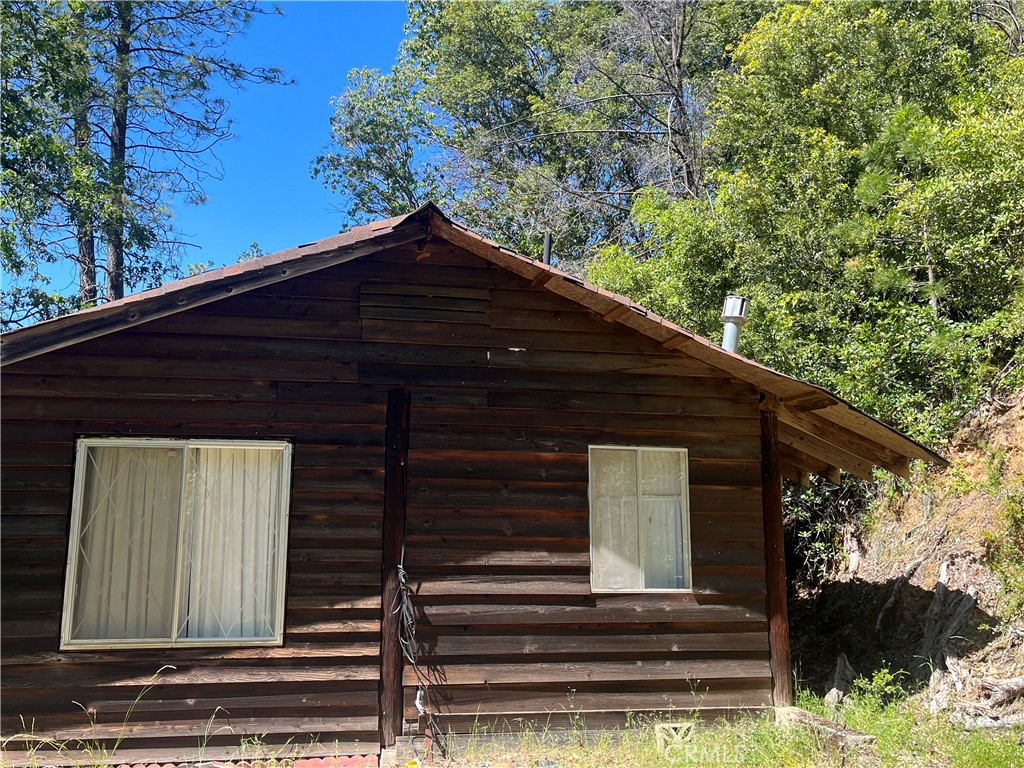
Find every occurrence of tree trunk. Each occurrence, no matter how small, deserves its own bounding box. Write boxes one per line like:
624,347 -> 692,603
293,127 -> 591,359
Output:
106,1 -> 132,302
875,557 -> 924,640
71,6 -> 96,304
75,189 -> 97,303
70,6 -> 96,307
824,653 -> 856,708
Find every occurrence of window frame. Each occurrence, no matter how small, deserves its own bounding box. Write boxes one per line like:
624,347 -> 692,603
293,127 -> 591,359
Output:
60,437 -> 293,650
588,444 -> 693,594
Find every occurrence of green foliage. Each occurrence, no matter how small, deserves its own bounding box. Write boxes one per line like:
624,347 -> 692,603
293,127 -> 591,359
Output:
1,0 -> 100,326
237,241 -> 267,263
851,667 -> 909,706
587,190 -> 732,339
798,668 -> 1024,768
315,1 -> 769,256
450,681 -> 1024,767
186,261 -> 214,277
783,476 -> 871,585
581,1 -> 1024,587
403,0 -> 625,250
984,483 -> 1024,619
312,63 -> 443,222
1,1 -> 286,329
587,1 -> 1023,445
949,729 -> 1024,768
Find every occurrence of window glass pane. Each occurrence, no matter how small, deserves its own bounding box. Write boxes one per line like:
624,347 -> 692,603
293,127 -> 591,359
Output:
71,446 -> 182,641
590,448 -> 640,590
640,450 -> 683,496
180,447 -> 283,640
640,450 -> 687,589
642,497 -> 686,589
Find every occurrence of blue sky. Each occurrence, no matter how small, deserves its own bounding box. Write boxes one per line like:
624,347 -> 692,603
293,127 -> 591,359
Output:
172,1 -> 408,271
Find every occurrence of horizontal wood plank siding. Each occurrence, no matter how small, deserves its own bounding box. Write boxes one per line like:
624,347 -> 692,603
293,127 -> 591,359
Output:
0,278 -> 384,762
377,246 -> 768,731
1,241 -> 768,760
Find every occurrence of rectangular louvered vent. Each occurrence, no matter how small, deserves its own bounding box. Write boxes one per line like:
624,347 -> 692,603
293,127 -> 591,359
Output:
359,284 -> 490,325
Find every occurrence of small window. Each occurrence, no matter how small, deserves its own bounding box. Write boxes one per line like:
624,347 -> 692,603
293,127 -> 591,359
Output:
589,446 -> 691,592
61,438 -> 292,649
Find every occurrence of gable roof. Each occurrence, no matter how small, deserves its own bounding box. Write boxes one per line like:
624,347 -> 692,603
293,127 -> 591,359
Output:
0,202 -> 946,480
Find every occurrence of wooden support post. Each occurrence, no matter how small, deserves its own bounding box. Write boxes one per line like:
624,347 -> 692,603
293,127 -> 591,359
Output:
761,409 -> 793,706
380,389 -> 411,748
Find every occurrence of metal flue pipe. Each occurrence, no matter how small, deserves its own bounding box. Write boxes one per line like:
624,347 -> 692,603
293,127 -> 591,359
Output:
721,295 -> 749,353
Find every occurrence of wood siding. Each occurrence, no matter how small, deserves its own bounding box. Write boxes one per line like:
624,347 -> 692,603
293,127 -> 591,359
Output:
1,241 -> 769,762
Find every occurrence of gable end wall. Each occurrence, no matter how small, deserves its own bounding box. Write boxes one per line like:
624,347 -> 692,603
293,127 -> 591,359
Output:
0,241 -> 769,762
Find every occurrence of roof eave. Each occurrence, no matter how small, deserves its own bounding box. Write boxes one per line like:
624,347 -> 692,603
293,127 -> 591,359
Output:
0,203 -> 947,476
0,211 -> 431,365
422,211 -> 947,471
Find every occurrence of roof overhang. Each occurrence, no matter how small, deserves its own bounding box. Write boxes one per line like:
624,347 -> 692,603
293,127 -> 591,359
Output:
0,202 -> 947,480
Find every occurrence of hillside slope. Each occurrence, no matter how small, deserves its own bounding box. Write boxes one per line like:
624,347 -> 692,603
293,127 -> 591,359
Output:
791,390 -> 1024,725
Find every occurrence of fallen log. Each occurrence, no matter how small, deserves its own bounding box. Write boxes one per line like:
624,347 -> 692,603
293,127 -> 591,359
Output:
775,707 -> 877,747
955,712 -> 1024,731
981,676 -> 1024,708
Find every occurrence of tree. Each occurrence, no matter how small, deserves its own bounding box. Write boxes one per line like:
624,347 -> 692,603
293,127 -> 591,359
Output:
1,1 -> 286,328
313,0 -> 765,258
587,0 -> 1023,441
1,1 -> 97,327
313,64 -> 444,223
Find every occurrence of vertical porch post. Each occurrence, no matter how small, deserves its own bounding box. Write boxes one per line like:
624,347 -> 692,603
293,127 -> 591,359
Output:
760,408 -> 793,706
380,389 -> 411,747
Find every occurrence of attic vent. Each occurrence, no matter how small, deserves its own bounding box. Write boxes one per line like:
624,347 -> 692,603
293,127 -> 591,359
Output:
359,284 -> 490,325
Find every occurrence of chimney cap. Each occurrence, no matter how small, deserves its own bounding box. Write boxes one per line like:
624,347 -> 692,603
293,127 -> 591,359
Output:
721,295 -> 749,324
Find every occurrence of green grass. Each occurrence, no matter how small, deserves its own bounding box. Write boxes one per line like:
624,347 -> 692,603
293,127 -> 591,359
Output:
5,673 -> 1021,768
449,716 -> 834,768
444,678 -> 1023,768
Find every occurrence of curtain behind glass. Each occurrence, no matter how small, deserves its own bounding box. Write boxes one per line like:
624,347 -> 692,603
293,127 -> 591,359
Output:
640,450 -> 687,589
180,447 -> 281,640
71,446 -> 181,641
590,448 -> 641,590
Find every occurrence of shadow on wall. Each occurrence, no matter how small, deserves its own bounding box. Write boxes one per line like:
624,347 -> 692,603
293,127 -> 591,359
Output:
790,576 -> 998,695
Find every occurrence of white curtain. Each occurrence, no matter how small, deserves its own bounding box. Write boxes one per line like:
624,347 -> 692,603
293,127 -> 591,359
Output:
590,448 -> 641,590
590,447 -> 688,591
639,450 -> 687,589
71,446 -> 181,641
180,447 -> 281,640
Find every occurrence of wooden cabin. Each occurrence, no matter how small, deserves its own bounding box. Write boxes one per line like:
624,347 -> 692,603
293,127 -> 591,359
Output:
0,203 -> 944,765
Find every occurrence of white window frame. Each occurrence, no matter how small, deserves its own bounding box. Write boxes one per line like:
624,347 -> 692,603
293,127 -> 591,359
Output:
588,445 -> 693,593
61,437 -> 292,650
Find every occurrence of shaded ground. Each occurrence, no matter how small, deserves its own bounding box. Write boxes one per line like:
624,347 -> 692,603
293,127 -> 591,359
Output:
791,391 -> 1024,713
791,578 -> 999,695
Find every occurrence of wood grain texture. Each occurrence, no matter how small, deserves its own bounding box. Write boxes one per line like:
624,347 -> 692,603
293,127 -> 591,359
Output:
1,243 -> 773,759
379,389 -> 411,747
761,410 -> 793,706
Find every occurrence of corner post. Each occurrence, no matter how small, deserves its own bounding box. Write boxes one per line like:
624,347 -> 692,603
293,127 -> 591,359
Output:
380,389 -> 412,747
760,406 -> 793,706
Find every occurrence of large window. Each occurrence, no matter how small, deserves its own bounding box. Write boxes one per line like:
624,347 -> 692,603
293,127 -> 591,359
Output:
589,446 -> 691,592
61,438 -> 292,649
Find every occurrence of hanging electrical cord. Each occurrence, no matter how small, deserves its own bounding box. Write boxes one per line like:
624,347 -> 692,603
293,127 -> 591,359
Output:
392,552 -> 448,755
394,561 -> 418,665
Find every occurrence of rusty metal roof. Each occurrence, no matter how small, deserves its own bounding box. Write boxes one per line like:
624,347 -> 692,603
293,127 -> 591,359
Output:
0,202 -> 946,478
